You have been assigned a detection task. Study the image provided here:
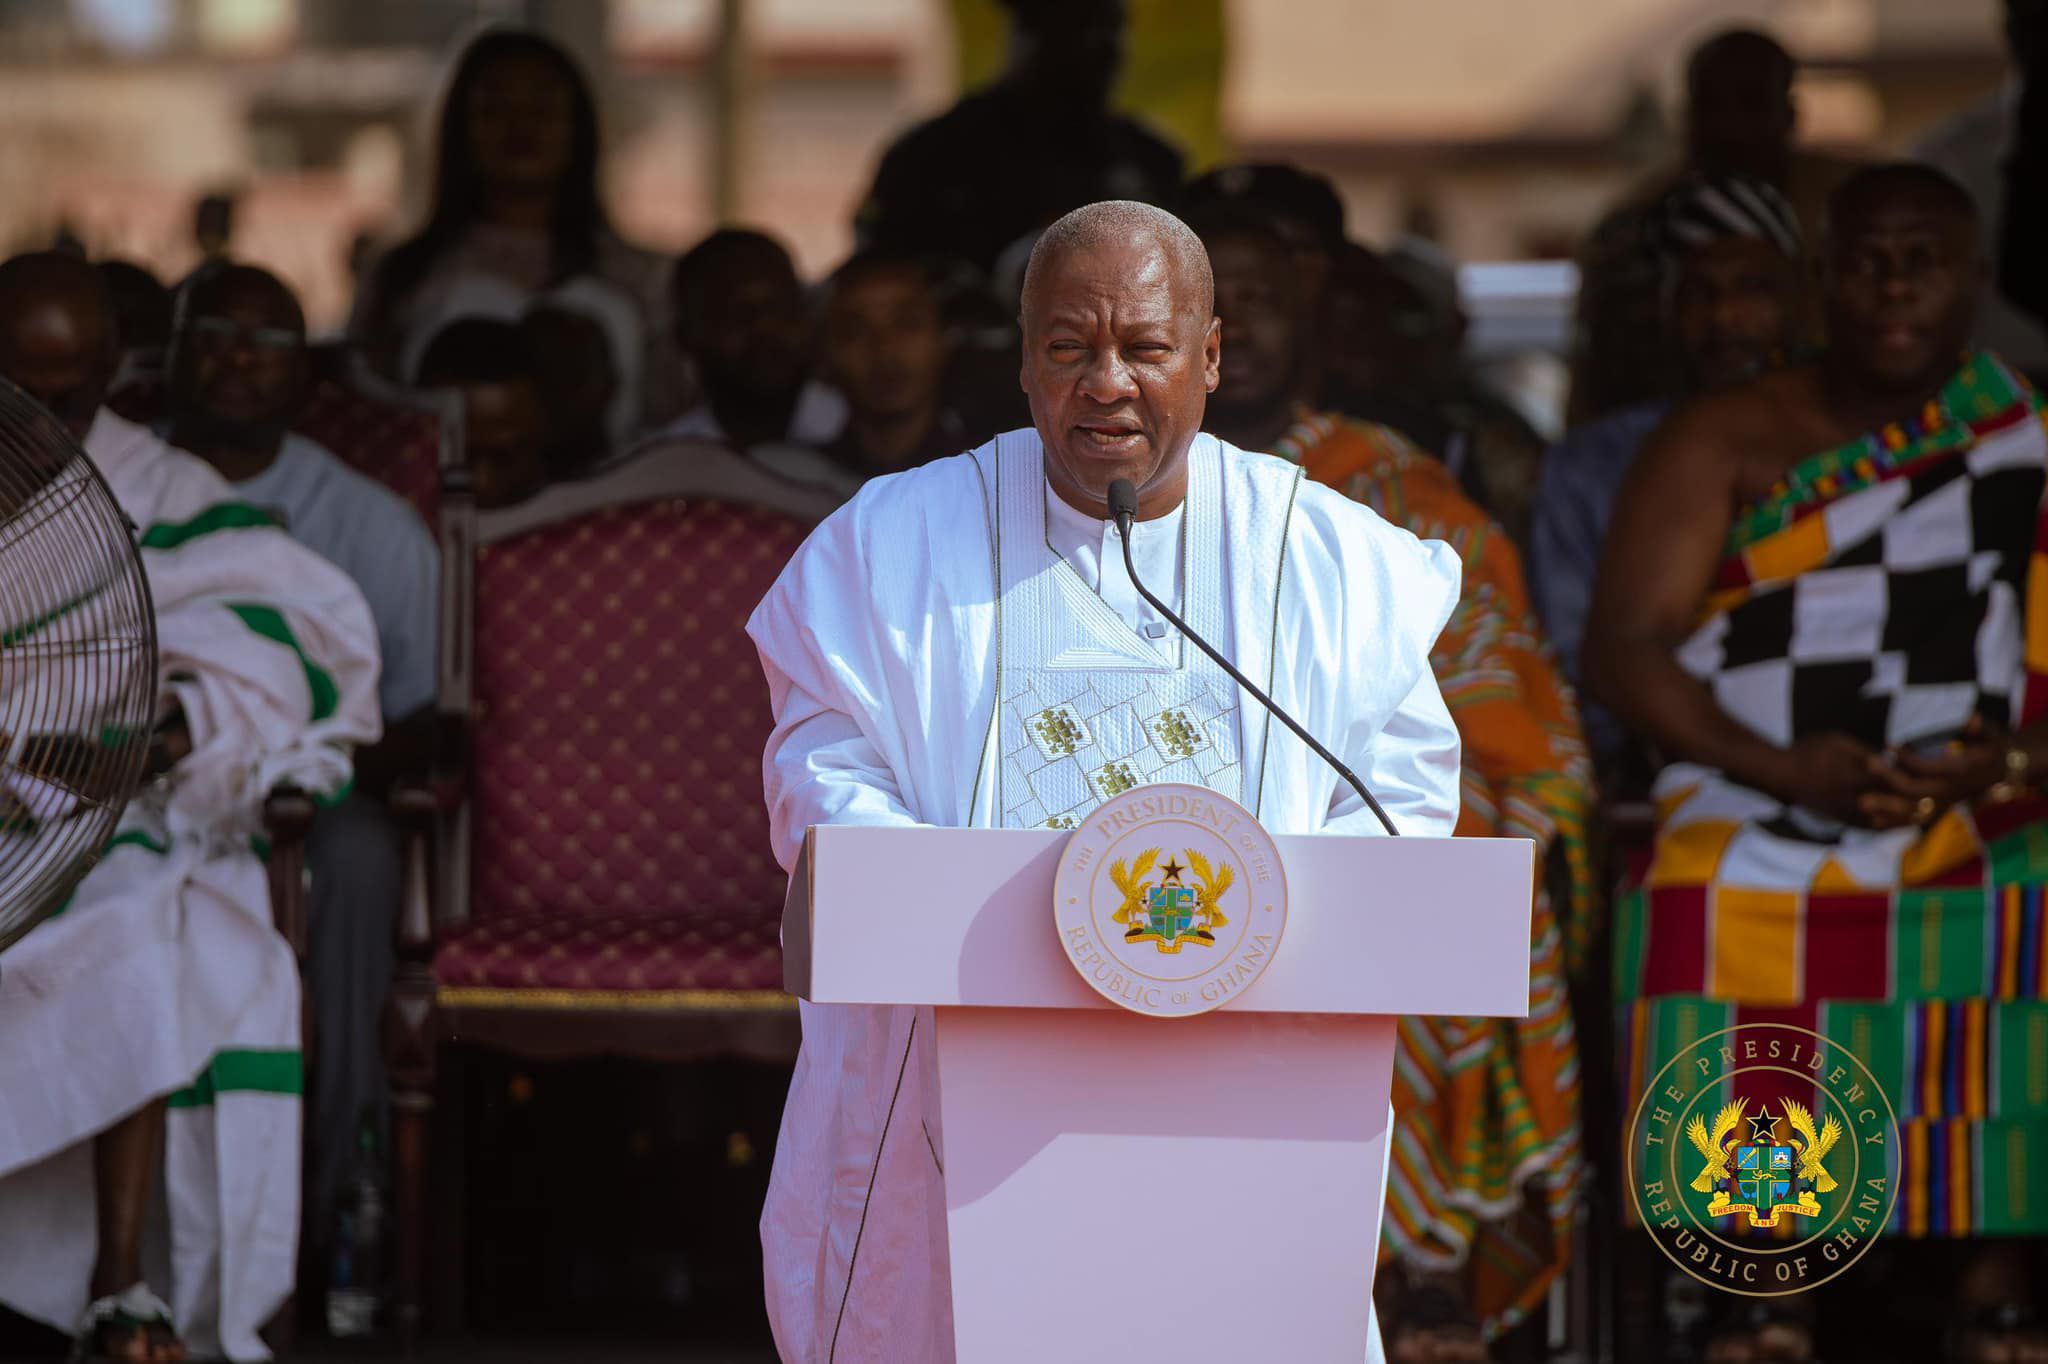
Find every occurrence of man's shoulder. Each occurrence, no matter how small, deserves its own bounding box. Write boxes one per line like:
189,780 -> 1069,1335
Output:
1215,437 -> 1440,573
878,92 -> 1011,164
1548,400 -> 1673,469
842,442 -> 993,524
278,434 -> 431,531
1650,370 -> 1814,468
92,410 -> 243,525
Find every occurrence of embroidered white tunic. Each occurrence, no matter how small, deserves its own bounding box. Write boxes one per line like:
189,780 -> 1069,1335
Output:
1002,445 -> 1240,829
747,430 -> 1463,1363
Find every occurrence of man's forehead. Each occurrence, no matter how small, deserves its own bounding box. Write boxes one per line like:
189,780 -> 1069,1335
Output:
836,265 -> 930,306
1031,240 -> 1188,308
2,296 -> 107,349
1833,199 -> 1970,242
200,274 -> 301,326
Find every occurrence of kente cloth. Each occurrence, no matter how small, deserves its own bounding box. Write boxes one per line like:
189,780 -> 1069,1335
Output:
748,429 -> 1464,1364
1615,353 -> 2048,1237
0,409 -> 381,1360
1275,409 -> 1594,1339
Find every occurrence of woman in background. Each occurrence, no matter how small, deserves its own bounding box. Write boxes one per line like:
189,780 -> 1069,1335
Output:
350,28 -> 676,428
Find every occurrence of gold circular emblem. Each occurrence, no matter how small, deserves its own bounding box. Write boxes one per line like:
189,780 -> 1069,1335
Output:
1626,1021 -> 1899,1297
1051,782 -> 1287,1018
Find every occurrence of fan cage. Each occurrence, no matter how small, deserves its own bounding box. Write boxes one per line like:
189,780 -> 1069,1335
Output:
0,380 -> 158,951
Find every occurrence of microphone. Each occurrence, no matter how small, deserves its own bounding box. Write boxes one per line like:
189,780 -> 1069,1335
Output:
1106,478 -> 1400,836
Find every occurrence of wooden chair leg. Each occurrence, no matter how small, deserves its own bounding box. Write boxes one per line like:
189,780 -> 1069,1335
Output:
385,965 -> 436,1351
386,783 -> 442,1349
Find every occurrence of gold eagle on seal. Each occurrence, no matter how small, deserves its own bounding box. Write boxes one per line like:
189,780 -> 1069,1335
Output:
1108,848 -> 1235,952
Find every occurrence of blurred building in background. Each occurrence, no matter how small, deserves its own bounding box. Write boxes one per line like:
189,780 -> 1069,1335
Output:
0,0 -> 2009,332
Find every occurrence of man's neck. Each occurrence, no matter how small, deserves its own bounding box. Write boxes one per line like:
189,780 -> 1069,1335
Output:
1206,397 -> 1298,456
711,387 -> 801,449
1816,354 -> 1960,441
169,423 -> 286,484
845,408 -> 936,475
1046,465 -> 1187,523
481,185 -> 555,232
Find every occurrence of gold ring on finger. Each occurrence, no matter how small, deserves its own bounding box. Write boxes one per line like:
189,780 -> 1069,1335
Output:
1915,796 -> 1937,822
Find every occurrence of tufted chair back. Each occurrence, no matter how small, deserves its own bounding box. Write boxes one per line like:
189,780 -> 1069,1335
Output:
447,497 -> 807,993
295,374 -> 443,524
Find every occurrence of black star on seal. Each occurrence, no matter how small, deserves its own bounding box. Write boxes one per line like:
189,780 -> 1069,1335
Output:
1748,1107 -> 1779,1143
1160,859 -> 1186,883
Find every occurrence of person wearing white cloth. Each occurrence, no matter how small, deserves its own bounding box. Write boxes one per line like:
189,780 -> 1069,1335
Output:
0,252 -> 381,1363
746,202 -> 1463,1363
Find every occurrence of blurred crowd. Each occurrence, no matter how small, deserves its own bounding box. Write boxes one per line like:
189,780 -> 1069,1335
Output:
6,0 -> 2048,1359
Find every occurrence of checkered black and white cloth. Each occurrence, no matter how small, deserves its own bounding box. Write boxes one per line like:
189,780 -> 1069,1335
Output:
1677,425 -> 2047,755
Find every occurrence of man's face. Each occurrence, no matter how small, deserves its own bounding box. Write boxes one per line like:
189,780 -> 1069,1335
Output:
694,253 -> 809,404
1825,195 -> 1983,394
1669,236 -> 1800,390
1324,248 -> 1399,398
466,51 -> 576,192
1021,233 -> 1220,515
174,276 -> 305,439
0,297 -> 113,442
1207,234 -> 1299,413
824,265 -> 949,423
1687,62 -> 1795,179
1013,0 -> 1125,105
461,378 -> 548,510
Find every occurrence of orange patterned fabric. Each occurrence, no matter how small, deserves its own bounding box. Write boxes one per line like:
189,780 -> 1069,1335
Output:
436,499 -> 809,997
1272,409 -> 1594,1339
294,379 -> 441,523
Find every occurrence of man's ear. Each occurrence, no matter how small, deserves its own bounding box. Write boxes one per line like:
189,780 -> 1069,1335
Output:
1202,315 -> 1221,393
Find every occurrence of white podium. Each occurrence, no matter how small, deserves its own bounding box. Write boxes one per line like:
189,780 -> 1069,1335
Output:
783,824 -> 1534,1362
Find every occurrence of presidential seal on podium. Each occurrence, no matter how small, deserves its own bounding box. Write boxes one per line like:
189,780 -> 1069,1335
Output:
1051,783 -> 1288,1018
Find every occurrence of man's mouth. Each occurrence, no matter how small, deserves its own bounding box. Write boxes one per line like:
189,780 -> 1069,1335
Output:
1074,421 -> 1145,454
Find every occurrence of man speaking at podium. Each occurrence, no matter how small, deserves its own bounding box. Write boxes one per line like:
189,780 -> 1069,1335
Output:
747,201 -> 1463,1362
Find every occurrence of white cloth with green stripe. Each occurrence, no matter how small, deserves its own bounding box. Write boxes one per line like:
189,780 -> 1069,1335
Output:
0,409 -> 381,1361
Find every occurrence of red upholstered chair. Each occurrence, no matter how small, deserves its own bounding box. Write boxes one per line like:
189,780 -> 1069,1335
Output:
294,346 -> 445,524
385,443 -> 838,1344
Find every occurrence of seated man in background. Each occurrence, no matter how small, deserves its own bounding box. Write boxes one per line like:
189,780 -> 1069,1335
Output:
95,259 -> 173,401
416,317 -> 551,510
1194,204 -> 1593,1364
1586,165 -> 2048,1362
817,248 -> 967,483
1531,174 -> 1805,773
519,290 -> 624,479
0,251 -> 381,1362
163,263 -> 439,1288
661,228 -> 845,454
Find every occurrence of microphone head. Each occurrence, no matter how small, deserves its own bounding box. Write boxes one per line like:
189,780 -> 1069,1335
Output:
1106,479 -> 1139,527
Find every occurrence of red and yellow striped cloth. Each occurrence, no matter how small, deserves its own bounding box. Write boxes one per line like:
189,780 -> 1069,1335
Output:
1275,409 -> 1595,1338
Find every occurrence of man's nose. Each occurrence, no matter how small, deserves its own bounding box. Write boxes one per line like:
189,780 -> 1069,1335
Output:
1871,257 -> 1916,301
1077,349 -> 1139,403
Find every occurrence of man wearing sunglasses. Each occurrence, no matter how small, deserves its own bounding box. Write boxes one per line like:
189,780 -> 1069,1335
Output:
166,264 -> 440,1297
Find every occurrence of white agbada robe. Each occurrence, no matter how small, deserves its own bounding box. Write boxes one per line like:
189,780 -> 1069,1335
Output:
0,410 -> 381,1360
748,431 -> 1462,1363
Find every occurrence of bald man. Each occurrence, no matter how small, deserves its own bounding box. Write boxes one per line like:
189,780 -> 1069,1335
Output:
0,252 -> 381,1361
748,202 -> 1463,1362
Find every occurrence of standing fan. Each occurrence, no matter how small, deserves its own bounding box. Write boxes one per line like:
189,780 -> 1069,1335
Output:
0,379 -> 158,951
